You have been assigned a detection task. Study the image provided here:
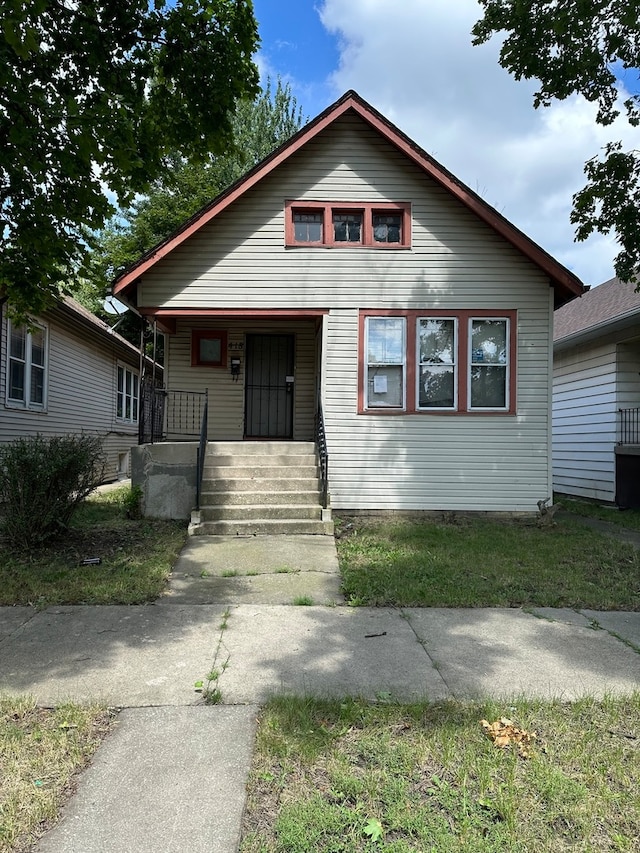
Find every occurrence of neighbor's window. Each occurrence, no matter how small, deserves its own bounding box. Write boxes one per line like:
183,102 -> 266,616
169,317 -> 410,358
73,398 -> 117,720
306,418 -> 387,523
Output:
191,330 -> 228,367
418,318 -> 457,409
117,364 -> 139,423
469,318 -> 508,410
365,316 -> 406,409
7,321 -> 47,409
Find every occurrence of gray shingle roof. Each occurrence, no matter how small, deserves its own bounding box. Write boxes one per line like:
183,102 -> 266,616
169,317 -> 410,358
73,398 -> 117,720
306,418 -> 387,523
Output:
554,277 -> 640,342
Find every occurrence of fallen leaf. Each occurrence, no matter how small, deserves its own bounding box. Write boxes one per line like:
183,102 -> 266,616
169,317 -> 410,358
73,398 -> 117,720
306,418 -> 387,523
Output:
480,717 -> 538,758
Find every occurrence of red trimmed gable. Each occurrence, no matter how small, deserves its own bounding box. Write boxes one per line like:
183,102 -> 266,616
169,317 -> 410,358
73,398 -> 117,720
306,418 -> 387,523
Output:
112,90 -> 584,307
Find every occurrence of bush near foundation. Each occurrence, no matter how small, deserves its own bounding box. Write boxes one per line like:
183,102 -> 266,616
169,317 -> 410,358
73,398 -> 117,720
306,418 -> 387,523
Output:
0,434 -> 105,548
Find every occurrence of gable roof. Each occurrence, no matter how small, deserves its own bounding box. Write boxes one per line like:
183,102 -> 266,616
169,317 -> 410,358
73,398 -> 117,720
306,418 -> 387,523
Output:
113,89 -> 584,308
554,276 -> 640,348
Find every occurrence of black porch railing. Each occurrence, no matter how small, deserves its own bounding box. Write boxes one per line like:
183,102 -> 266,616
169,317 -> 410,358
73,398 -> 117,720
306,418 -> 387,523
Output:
138,386 -> 208,444
195,393 -> 208,510
315,403 -> 329,509
619,407 -> 640,445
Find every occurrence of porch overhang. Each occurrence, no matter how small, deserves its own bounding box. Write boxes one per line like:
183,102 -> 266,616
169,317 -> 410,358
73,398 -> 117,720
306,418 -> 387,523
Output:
139,307 -> 330,335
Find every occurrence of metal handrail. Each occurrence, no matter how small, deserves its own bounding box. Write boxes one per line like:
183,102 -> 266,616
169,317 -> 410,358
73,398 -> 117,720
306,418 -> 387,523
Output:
195,390 -> 208,510
315,403 -> 329,509
619,407 -> 640,445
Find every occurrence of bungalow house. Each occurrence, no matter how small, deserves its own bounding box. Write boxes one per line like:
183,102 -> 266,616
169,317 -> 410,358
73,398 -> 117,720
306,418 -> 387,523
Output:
553,276 -> 640,507
112,90 -> 584,531
0,295 -> 156,481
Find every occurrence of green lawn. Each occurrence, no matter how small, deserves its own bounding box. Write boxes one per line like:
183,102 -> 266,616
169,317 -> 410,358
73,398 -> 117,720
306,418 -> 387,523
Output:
336,514 -> 640,610
561,496 -> 640,531
241,694 -> 640,853
0,487 -> 187,607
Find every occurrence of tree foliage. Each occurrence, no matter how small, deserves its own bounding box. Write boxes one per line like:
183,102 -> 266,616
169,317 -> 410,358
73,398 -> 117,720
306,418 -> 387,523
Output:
88,78 -> 305,291
0,0 -> 259,322
472,0 -> 640,282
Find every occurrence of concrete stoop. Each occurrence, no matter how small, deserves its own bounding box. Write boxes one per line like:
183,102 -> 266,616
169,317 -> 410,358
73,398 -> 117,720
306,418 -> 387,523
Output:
189,440 -> 333,536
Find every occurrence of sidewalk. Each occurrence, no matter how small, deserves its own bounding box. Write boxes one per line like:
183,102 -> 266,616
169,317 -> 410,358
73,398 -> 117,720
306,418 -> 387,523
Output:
1,534 -> 639,852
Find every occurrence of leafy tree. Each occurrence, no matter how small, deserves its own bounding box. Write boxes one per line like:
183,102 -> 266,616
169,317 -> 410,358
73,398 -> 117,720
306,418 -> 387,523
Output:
1,0 -> 259,323
88,78 -> 305,290
472,1 -> 640,283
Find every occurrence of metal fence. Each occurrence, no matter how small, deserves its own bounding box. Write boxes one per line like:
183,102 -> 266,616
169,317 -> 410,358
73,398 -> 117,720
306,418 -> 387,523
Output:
619,407 -> 640,445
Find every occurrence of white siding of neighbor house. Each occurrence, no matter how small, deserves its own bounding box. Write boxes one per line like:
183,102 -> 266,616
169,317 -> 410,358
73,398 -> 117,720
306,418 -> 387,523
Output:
552,343 -> 618,501
166,318 -> 317,441
137,113 -> 556,512
1,307 -> 140,481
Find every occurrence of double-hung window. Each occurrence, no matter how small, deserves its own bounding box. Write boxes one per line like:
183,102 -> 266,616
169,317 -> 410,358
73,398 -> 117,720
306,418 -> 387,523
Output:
418,318 -> 457,409
117,364 -> 139,423
365,317 -> 406,409
6,321 -> 47,410
360,310 -> 515,414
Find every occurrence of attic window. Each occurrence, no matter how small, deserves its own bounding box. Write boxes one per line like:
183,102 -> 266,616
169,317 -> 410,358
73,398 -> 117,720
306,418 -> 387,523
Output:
285,201 -> 411,248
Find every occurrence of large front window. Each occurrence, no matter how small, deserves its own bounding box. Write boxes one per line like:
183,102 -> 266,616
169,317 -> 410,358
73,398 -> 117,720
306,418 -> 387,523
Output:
360,310 -> 515,414
7,322 -> 47,409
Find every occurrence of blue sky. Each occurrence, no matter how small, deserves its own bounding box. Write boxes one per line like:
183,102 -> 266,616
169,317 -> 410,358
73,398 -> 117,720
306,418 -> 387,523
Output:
251,0 -> 640,287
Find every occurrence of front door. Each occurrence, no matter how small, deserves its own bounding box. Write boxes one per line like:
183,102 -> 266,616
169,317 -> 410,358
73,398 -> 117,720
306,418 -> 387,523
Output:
245,334 -> 294,438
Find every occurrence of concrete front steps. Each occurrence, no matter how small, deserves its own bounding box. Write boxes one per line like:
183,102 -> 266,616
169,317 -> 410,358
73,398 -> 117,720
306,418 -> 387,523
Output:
189,441 -> 333,536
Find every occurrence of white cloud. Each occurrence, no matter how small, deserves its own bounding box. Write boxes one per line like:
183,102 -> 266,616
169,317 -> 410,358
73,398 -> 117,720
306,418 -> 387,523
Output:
317,0 -> 640,286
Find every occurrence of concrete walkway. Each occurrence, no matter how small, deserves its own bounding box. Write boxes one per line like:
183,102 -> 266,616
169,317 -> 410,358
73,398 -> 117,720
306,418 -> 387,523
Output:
1,534 -> 639,852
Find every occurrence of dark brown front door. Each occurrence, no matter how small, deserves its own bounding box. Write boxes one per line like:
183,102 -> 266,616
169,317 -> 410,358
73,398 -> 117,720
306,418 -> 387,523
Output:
245,334 -> 294,438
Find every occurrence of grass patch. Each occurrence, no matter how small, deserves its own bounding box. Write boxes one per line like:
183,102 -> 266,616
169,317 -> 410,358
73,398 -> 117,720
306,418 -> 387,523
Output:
241,694 -> 640,853
0,695 -> 115,852
337,515 -> 640,609
561,497 -> 640,532
0,487 -> 187,607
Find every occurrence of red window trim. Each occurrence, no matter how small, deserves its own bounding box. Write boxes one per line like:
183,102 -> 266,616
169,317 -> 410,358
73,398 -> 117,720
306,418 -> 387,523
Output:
285,200 -> 411,248
191,329 -> 228,367
358,309 -> 517,415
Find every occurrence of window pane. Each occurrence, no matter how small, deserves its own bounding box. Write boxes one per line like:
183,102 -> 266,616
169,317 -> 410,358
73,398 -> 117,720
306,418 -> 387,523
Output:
471,320 -> 507,364
199,338 -> 221,363
117,391 -> 124,419
9,361 -> 25,400
367,366 -> 404,407
30,365 -> 44,405
30,328 -> 45,366
419,319 -> 455,363
333,213 -> 362,242
470,366 -> 506,408
373,214 -> 401,243
293,212 -> 322,242
10,326 -> 25,360
419,365 -> 455,408
367,318 -> 404,364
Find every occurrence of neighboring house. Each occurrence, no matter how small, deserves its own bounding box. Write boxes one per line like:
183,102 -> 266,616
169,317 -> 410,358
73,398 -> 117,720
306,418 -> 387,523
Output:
553,276 -> 640,507
112,90 -> 583,522
0,295 -> 154,481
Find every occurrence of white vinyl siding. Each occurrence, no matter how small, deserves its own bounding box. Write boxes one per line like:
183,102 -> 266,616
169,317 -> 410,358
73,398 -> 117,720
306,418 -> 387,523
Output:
552,343 -> 618,502
552,335 -> 640,503
134,111 -> 556,512
1,307 -> 140,481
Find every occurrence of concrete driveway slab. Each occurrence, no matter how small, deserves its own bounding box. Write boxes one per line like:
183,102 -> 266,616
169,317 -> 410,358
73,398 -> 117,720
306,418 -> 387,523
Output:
404,607 -> 640,700
218,605 -> 449,703
35,706 -> 258,853
0,605 -> 226,706
0,606 -> 36,642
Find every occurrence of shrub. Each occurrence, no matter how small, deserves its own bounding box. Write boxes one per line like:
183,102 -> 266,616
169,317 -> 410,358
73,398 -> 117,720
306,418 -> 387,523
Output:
0,434 -> 106,548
